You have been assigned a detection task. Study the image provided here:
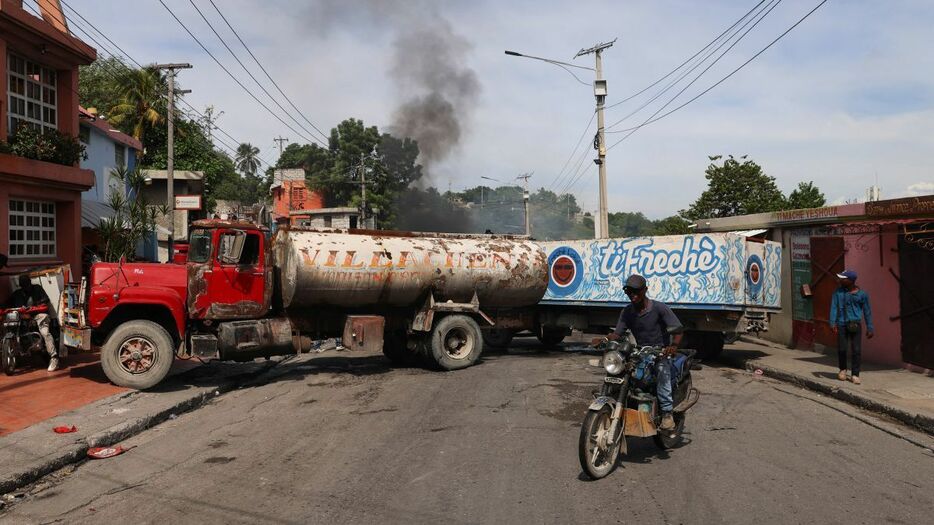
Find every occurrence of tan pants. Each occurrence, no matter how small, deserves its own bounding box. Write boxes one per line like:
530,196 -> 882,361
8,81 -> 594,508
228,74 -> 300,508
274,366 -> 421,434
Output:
34,313 -> 57,358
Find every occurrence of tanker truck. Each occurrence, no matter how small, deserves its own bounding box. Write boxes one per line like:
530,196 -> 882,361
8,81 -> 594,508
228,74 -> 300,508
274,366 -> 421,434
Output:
61,220 -> 547,389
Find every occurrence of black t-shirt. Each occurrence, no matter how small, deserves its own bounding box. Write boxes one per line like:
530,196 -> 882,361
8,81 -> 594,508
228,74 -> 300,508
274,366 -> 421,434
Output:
613,299 -> 683,347
9,285 -> 50,308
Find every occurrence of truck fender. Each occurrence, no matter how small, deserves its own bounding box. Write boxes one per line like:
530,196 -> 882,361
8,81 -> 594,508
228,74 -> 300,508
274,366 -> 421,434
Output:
103,287 -> 187,339
588,396 -> 617,412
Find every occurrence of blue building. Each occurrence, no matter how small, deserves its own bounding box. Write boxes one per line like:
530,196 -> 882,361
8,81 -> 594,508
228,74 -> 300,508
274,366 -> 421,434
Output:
78,106 -> 142,268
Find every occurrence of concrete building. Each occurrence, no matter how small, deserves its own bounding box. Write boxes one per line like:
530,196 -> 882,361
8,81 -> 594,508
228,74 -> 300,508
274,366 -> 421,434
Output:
0,1 -> 96,299
694,195 -> 934,372
290,207 -> 373,229
270,168 -> 324,225
139,169 -> 204,262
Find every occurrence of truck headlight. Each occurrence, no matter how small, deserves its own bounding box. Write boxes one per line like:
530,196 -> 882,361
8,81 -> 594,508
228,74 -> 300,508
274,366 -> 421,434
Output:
603,351 -> 624,375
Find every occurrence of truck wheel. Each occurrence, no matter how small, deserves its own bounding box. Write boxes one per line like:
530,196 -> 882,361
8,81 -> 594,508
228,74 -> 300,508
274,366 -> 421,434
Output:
482,328 -> 514,349
429,315 -> 483,371
537,326 -> 567,348
101,321 -> 175,390
696,332 -> 725,360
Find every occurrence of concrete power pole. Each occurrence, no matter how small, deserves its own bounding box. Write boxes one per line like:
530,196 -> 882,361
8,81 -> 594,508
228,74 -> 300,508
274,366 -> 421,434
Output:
359,153 -> 367,228
154,63 -> 192,261
273,136 -> 289,157
575,40 -> 614,239
517,172 -> 532,236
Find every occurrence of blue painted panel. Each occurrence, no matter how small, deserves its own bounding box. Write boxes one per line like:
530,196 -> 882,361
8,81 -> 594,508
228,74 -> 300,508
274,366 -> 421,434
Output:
541,233 -> 781,310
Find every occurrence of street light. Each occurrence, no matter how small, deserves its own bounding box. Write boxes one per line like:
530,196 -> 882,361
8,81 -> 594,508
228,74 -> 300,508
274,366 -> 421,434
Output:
506,42 -> 614,239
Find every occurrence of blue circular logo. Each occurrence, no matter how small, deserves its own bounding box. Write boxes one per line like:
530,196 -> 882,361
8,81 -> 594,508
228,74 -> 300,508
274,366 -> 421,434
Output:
746,254 -> 764,299
548,246 -> 584,296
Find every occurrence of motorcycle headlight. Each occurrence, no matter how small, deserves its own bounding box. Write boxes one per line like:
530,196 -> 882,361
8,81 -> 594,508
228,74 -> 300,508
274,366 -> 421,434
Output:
603,351 -> 624,375
5,311 -> 20,323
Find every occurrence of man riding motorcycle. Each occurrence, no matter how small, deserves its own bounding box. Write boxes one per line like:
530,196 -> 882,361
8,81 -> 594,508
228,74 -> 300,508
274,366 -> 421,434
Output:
592,274 -> 684,431
7,274 -> 59,371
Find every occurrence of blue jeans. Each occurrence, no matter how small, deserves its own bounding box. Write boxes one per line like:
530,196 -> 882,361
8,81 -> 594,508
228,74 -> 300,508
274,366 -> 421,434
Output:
656,356 -> 674,412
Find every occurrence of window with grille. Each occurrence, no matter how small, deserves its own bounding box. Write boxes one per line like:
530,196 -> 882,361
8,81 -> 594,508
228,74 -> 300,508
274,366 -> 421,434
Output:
114,144 -> 126,168
9,199 -> 56,258
7,53 -> 57,134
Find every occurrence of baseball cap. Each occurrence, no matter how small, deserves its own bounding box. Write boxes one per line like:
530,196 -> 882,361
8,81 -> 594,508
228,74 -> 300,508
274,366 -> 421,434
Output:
836,270 -> 857,281
624,274 -> 647,290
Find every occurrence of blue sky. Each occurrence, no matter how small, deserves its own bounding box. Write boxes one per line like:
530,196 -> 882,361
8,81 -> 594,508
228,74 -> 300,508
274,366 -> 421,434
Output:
62,0 -> 934,218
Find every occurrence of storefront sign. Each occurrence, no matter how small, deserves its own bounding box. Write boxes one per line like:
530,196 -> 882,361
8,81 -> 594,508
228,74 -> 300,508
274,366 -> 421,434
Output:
866,195 -> 934,218
175,195 -> 202,210
790,230 -> 813,321
775,206 -> 841,223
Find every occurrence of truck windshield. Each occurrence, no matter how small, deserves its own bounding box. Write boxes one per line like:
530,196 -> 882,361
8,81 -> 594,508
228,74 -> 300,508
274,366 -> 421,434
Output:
188,230 -> 213,263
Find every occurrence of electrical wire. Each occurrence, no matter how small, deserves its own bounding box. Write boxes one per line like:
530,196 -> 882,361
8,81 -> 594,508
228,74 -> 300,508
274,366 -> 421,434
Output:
605,0 -> 780,131
606,0 -> 829,152
29,1 -> 275,168
605,0 -> 768,110
547,111 -> 596,192
207,0 -> 331,144
186,0 -> 329,145
156,0 -> 325,146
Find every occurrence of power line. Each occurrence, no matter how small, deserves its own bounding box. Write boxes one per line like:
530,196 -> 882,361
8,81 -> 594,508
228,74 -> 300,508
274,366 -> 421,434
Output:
207,0 -> 331,144
547,111 -> 596,192
28,1 -> 273,169
606,0 -> 780,131
606,0 -> 828,151
156,0 -> 325,146
604,0 -> 768,111
556,137 -> 597,196
186,0 -> 329,145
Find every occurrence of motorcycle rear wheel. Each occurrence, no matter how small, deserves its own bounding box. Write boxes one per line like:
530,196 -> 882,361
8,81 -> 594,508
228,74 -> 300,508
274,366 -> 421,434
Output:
2,338 -> 16,375
579,405 -> 623,479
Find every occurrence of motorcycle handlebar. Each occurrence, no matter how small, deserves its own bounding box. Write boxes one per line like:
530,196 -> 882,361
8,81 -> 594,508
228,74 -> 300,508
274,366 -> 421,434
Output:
0,304 -> 49,315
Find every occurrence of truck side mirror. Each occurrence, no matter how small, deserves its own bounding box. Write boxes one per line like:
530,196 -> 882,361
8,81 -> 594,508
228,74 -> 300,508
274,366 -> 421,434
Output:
218,231 -> 246,265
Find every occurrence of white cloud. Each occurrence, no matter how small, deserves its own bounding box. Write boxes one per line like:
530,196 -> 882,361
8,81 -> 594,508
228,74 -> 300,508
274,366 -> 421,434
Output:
901,182 -> 934,197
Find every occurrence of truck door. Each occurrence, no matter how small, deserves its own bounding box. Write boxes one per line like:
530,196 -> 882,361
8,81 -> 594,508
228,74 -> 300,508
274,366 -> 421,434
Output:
189,228 -> 269,320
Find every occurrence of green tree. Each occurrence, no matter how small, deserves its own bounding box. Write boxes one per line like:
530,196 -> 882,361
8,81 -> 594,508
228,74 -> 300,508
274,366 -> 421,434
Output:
78,56 -> 133,116
235,143 -> 260,177
682,155 -> 787,220
97,166 -> 166,262
107,67 -> 167,147
653,215 -> 692,235
608,211 -> 655,237
787,181 -> 826,209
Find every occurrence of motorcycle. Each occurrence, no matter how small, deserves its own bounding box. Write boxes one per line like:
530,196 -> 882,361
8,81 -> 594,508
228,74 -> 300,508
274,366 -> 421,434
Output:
578,332 -> 701,479
1,304 -> 52,375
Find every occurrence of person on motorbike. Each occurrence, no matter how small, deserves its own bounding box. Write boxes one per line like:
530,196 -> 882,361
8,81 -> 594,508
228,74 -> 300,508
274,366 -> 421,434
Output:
592,274 -> 684,431
7,274 -> 59,371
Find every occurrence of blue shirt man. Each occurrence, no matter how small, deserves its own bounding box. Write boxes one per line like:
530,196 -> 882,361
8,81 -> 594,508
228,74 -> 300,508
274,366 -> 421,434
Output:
829,270 -> 873,385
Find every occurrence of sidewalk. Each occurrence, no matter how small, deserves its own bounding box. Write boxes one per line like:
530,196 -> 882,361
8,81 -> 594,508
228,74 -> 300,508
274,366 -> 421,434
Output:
0,356 -> 282,496
723,336 -> 934,435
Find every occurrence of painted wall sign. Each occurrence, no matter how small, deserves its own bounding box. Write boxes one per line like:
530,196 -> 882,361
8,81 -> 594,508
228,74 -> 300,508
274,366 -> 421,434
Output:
541,233 -> 781,309
866,195 -> 934,218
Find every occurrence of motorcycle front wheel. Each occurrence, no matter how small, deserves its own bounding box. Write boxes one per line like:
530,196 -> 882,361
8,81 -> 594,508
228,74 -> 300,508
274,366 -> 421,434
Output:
2,337 -> 16,375
579,405 -> 623,479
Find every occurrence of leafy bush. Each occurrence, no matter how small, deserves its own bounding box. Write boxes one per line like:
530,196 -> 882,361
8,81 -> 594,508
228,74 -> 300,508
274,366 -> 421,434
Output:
8,126 -> 87,166
97,166 -> 168,262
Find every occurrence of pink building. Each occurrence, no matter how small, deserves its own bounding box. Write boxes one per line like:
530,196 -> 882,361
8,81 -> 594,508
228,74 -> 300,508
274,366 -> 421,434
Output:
695,195 -> 934,372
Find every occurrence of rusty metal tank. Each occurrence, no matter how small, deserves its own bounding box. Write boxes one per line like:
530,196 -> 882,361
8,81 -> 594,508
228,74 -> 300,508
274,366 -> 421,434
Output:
273,229 -> 548,309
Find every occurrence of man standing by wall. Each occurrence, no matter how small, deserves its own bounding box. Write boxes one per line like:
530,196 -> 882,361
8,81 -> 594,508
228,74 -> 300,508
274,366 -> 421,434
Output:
830,270 -> 874,385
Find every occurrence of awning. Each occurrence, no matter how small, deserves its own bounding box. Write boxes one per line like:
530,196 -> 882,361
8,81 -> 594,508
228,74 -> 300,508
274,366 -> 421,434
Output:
81,199 -> 115,229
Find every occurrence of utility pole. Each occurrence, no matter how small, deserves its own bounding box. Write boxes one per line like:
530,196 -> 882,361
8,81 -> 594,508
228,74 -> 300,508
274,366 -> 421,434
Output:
154,62 -> 192,261
273,136 -> 289,157
575,39 -> 614,239
517,171 -> 532,236
359,153 -> 367,227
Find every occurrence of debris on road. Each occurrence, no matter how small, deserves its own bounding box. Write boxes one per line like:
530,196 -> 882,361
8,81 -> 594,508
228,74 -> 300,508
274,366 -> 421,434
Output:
87,446 -> 129,459
52,425 -> 77,434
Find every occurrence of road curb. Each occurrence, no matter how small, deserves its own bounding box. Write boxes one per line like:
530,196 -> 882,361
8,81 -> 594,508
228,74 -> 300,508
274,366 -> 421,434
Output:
724,356 -> 934,437
0,361 -> 278,496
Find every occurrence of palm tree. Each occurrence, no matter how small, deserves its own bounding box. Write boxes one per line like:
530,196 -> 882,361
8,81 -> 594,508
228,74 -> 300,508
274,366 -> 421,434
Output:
235,143 -> 260,177
107,67 -> 166,147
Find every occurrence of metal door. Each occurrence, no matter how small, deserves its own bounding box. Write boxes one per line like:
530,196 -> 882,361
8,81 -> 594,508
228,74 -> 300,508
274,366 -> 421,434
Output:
897,231 -> 934,368
810,237 -> 845,347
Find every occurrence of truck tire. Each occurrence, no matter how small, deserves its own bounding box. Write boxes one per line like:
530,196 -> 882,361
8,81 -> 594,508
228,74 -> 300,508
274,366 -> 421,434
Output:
537,326 -> 567,348
696,332 -> 725,361
482,328 -> 514,349
101,321 -> 175,390
428,315 -> 483,371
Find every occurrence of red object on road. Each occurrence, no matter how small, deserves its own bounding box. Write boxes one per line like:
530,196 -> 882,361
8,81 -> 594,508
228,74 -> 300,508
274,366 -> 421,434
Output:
87,446 -> 128,459
53,425 -> 77,433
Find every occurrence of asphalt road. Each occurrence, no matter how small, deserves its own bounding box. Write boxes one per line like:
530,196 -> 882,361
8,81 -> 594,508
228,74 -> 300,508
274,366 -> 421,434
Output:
4,340 -> 933,524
